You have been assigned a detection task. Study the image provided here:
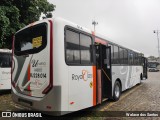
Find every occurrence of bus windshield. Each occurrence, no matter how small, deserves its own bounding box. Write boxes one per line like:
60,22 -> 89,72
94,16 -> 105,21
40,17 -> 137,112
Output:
0,52 -> 11,68
14,23 -> 47,55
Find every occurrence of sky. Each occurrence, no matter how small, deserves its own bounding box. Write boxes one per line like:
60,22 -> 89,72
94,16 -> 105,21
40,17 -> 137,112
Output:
48,0 -> 160,57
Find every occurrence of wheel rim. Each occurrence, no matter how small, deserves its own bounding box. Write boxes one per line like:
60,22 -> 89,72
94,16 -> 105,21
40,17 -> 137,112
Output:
115,84 -> 120,98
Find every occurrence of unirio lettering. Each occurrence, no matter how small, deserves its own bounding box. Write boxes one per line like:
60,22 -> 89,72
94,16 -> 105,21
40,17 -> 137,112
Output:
32,60 -> 38,67
31,60 -> 46,67
30,73 -> 46,78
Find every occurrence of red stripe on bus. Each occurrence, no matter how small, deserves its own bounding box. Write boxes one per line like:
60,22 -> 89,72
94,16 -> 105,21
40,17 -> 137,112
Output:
92,31 -> 95,36
42,20 -> 53,94
95,37 -> 107,45
92,66 -> 97,106
27,64 -> 30,91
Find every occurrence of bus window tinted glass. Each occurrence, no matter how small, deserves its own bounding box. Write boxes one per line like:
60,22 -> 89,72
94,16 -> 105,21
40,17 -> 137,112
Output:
129,51 -> 134,65
108,44 -> 114,64
134,53 -> 138,65
113,45 -> 119,64
0,53 -> 11,68
138,54 -> 142,65
119,47 -> 124,64
15,23 -> 47,55
124,49 -> 128,64
66,30 -> 80,64
80,34 -> 92,64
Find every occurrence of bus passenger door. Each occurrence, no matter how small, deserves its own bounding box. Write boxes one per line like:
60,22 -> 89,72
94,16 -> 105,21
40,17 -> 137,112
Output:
142,57 -> 148,79
95,44 -> 112,103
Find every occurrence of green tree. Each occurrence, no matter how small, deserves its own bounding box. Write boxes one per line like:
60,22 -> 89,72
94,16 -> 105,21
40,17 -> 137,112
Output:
0,0 -> 55,48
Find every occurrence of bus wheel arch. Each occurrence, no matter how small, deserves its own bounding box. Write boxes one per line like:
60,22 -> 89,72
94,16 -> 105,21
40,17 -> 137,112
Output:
112,79 -> 122,101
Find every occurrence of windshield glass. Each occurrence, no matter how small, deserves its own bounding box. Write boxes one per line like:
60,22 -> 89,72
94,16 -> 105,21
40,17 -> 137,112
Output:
0,53 -> 11,68
150,64 -> 157,68
14,23 -> 47,55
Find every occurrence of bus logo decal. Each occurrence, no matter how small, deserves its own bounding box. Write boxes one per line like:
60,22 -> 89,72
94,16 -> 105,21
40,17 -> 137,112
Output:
72,70 -> 92,81
31,60 -> 46,67
32,60 -> 39,67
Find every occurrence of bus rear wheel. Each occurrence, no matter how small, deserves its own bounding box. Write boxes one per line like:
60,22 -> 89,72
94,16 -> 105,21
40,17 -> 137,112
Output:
112,81 -> 121,101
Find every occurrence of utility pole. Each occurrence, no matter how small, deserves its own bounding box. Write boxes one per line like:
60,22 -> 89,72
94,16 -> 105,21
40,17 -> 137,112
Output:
153,30 -> 160,63
92,20 -> 98,33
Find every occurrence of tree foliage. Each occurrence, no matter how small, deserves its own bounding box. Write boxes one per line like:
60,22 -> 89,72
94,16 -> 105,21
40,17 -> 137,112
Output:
0,0 -> 55,48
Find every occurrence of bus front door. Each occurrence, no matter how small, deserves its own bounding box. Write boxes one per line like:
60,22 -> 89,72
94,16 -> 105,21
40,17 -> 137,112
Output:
95,44 -> 112,103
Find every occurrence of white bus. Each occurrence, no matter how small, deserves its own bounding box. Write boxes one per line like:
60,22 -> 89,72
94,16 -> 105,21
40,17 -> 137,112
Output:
12,17 -> 147,115
0,49 -> 12,90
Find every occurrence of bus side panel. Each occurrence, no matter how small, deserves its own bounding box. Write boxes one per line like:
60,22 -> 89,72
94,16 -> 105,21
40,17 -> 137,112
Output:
68,66 -> 93,111
53,19 -> 69,112
0,68 -> 11,90
112,66 -> 129,92
112,65 -> 142,94
130,66 -> 142,86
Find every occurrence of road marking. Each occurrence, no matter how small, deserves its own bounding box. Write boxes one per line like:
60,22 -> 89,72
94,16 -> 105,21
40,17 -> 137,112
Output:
100,84 -> 143,111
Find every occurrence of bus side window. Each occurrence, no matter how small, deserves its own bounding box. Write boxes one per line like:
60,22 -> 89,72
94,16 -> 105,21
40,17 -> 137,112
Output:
66,30 -> 80,64
65,29 -> 93,65
124,49 -> 128,65
119,47 -> 124,64
108,44 -> 114,64
80,34 -> 92,64
113,45 -> 119,64
129,51 -> 134,65
135,53 -> 138,65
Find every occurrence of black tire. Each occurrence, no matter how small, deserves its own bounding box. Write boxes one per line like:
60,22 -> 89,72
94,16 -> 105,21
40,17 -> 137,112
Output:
112,81 -> 121,101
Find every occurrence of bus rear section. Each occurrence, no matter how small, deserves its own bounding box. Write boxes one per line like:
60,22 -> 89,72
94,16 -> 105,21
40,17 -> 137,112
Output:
12,19 -> 57,113
0,49 -> 12,90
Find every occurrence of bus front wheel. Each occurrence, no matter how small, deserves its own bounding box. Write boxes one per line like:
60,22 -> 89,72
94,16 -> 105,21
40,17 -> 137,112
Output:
112,81 -> 121,101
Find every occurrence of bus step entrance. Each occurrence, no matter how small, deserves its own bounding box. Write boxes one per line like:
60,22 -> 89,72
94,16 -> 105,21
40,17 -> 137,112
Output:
95,44 -> 112,103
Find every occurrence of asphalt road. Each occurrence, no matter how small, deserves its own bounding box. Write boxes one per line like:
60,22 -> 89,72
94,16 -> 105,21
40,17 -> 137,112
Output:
0,72 -> 160,119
